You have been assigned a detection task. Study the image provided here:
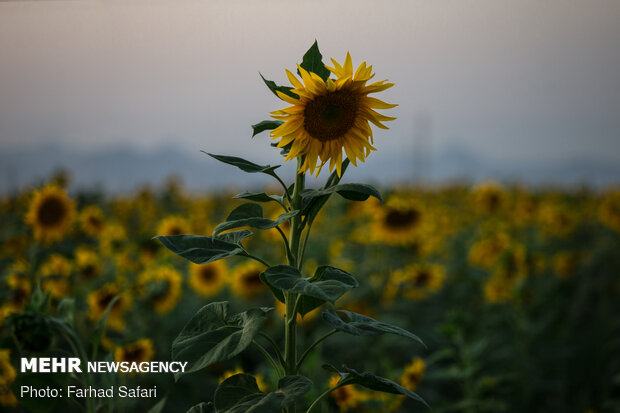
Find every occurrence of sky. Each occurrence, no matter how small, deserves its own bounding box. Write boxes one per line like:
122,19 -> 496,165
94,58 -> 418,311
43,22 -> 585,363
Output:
1,0 -> 619,177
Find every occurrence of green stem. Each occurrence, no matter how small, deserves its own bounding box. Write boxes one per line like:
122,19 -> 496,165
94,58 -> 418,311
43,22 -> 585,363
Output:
252,340 -> 284,378
296,329 -> 337,372
276,225 -> 295,265
297,224 -> 312,270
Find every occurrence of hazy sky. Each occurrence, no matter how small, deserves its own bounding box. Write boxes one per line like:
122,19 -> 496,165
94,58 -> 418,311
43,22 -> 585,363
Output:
1,0 -> 619,167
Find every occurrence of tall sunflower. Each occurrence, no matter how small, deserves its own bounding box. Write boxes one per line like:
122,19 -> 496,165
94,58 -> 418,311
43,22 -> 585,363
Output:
25,184 -> 75,244
270,53 -> 396,176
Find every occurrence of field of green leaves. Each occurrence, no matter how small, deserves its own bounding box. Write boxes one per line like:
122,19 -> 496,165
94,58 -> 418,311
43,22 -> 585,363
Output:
1,175 -> 619,412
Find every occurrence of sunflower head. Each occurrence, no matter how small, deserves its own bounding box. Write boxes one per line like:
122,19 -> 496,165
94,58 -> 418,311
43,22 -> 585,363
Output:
138,266 -> 183,314
230,262 -> 267,298
25,184 -> 75,244
400,357 -> 425,391
270,46 -> 396,177
114,338 -> 155,365
189,261 -> 227,297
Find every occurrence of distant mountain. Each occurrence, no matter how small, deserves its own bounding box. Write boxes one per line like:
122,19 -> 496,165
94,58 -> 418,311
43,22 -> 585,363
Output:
0,143 -> 618,194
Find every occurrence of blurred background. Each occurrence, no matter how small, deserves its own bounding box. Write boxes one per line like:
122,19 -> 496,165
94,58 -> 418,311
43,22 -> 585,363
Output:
1,1 -> 620,413
1,0 -> 619,192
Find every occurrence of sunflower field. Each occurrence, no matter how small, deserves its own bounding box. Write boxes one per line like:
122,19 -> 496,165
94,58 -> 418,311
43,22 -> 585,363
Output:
1,176 -> 620,413
1,42 -> 620,413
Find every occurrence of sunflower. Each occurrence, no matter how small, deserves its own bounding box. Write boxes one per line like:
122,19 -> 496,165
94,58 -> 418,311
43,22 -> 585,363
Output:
366,196 -> 426,246
99,222 -> 127,256
270,52 -> 396,177
598,189 -> 620,232
40,254 -> 72,299
75,246 -> 102,280
0,349 -> 17,407
328,375 -> 369,412
156,215 -> 191,237
25,184 -> 75,243
400,357 -> 425,391
79,205 -> 106,237
472,181 -> 504,214
138,266 -> 183,314
114,338 -> 155,367
230,262 -> 267,298
0,265 -> 31,324
189,261 -> 227,297
87,283 -> 132,331
386,263 -> 445,301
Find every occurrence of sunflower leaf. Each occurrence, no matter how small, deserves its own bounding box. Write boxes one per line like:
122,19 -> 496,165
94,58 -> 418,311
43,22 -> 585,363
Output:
302,159 -> 349,225
155,234 -> 248,264
213,204 -> 298,236
278,375 -> 313,407
171,302 -> 271,381
260,73 -> 299,100
302,183 -> 382,208
215,230 -> 254,245
233,191 -> 284,206
323,364 -> 428,407
203,152 -> 280,175
299,40 -> 331,82
214,374 -> 262,411
251,120 -> 284,137
186,402 -> 214,413
322,309 -> 425,347
261,265 -> 356,313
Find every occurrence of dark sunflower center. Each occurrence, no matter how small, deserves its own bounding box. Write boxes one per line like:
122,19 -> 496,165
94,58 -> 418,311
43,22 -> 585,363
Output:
384,208 -> 420,229
99,292 -> 118,310
167,226 -> 183,236
406,371 -> 422,386
81,264 -> 97,279
199,267 -> 216,283
414,271 -> 431,287
37,196 -> 66,227
242,271 -> 262,287
123,347 -> 145,363
303,90 -> 358,142
88,215 -> 103,230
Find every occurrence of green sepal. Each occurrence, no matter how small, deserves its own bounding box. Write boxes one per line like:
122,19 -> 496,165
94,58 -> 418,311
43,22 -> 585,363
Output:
213,203 -> 298,236
252,120 -> 284,137
171,302 -> 272,381
260,73 -> 299,100
323,364 -> 428,407
155,234 -> 250,265
322,309 -> 425,347
298,40 -> 331,82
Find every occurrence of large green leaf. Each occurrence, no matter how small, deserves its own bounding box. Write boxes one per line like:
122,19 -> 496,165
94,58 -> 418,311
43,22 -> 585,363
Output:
214,374 -> 262,411
251,120 -> 284,137
324,364 -> 428,407
298,266 -> 358,316
214,374 -> 312,412
204,153 -> 281,176
278,375 -> 313,407
213,203 -> 298,236
155,234 -> 248,264
261,266 -> 357,315
299,40 -> 331,82
322,309 -> 425,347
215,229 -> 254,245
171,302 -> 271,380
260,73 -> 299,100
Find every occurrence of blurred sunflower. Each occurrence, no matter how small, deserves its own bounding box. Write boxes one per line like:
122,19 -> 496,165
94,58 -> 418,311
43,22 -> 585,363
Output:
598,189 -> 620,232
40,254 -> 72,299
87,283 -> 131,331
25,184 -> 75,244
538,202 -> 575,237
468,232 -> 511,269
472,181 -> 504,214
270,52 -> 396,177
0,349 -> 17,407
483,272 -> 516,303
329,375 -> 369,412
230,262 -> 267,298
189,261 -> 227,298
552,251 -> 580,279
114,338 -> 155,367
156,216 -> 191,237
219,367 -> 268,392
138,266 -> 182,314
368,196 -> 426,246
79,205 -> 106,237
400,357 -> 425,391
75,246 -> 102,280
0,265 -> 31,324
99,222 -> 127,256
386,263 -> 445,301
